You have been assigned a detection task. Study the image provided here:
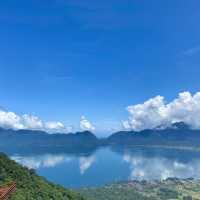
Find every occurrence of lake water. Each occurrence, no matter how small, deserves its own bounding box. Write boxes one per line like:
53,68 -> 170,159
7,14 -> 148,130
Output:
8,146 -> 200,188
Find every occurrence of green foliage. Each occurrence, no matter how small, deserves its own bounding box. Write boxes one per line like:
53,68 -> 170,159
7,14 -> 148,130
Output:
0,153 -> 88,200
82,188 -> 154,200
79,180 -> 200,200
80,185 -> 156,200
183,196 -> 193,200
157,187 -> 179,199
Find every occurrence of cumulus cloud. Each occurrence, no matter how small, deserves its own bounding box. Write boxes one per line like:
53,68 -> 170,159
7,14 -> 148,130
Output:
123,91 -> 200,131
22,114 -> 43,129
0,108 -> 71,133
0,110 -> 24,129
45,121 -> 65,131
122,120 -> 131,130
80,116 -> 95,131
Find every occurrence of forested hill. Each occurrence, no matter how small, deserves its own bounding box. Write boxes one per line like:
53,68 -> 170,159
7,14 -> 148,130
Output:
0,153 -> 88,200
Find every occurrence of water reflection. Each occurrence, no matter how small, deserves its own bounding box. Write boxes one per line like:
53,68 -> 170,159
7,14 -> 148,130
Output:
123,153 -> 200,180
79,156 -> 95,175
11,154 -> 96,175
11,154 -> 72,169
8,147 -> 200,188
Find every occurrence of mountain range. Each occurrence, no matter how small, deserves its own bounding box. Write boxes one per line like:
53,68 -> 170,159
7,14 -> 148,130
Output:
1,122 -> 200,153
107,122 -> 200,147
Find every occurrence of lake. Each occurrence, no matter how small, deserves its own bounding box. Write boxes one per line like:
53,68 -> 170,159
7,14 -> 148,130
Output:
7,146 -> 200,188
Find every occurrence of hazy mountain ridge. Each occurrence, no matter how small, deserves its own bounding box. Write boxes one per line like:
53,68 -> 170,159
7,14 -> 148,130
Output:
1,122 -> 200,150
0,128 -> 99,154
108,122 -> 200,147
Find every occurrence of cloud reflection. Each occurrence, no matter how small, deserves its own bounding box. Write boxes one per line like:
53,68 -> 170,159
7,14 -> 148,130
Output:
11,154 -> 96,175
123,153 -> 200,181
79,156 -> 95,175
11,154 -> 72,169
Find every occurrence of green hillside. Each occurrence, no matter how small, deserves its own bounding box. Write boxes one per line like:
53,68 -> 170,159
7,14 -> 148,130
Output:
0,153 -> 88,200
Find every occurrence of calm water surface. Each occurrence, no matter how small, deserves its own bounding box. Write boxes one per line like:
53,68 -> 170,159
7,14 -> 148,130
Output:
8,146 -> 200,188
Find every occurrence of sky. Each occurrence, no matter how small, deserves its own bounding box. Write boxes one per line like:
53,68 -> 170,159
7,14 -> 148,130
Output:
0,0 -> 200,136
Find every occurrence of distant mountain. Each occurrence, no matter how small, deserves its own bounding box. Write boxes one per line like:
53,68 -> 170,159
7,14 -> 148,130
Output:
107,122 -> 200,147
155,121 -> 191,130
170,122 -> 191,130
0,128 -> 99,154
1,122 -> 200,151
0,127 -> 97,143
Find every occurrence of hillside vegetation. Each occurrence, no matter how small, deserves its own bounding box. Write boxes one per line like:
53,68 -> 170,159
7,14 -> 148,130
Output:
0,153 -> 88,200
80,179 -> 200,200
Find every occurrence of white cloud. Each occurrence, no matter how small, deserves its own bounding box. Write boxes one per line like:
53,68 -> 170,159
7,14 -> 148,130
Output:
122,120 -> 131,130
123,91 -> 200,131
44,122 -> 73,133
80,116 -> 95,131
0,110 -> 24,129
0,109 -> 71,133
22,114 -> 43,129
79,156 -> 95,175
45,121 -> 64,131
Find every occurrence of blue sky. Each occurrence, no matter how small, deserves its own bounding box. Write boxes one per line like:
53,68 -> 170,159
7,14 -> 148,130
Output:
0,0 -> 200,135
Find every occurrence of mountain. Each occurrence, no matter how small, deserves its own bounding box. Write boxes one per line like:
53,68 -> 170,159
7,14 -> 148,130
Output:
0,128 -> 98,145
0,128 -> 99,154
1,122 -> 200,151
170,122 -> 191,130
0,153 -> 88,200
107,122 -> 200,147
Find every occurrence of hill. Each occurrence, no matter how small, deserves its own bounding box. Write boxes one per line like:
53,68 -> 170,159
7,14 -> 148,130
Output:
0,153 -> 88,200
